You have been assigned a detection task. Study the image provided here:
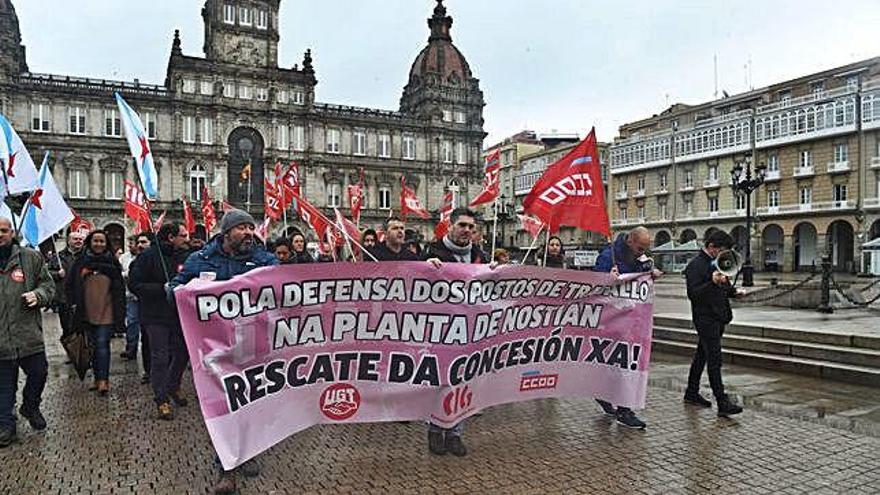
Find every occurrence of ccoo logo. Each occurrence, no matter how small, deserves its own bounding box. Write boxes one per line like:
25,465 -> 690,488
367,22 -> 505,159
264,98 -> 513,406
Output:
538,173 -> 594,205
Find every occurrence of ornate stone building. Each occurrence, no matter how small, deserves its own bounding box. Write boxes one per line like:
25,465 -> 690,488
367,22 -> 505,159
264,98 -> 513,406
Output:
608,57 -> 880,273
0,0 -> 486,249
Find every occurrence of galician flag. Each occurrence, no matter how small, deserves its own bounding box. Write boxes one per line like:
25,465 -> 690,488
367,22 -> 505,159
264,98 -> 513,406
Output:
115,93 -> 159,200
20,153 -> 74,247
0,114 -> 40,198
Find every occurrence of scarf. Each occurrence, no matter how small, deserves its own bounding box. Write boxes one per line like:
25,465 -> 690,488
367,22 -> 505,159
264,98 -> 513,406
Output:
0,244 -> 12,269
442,236 -> 472,263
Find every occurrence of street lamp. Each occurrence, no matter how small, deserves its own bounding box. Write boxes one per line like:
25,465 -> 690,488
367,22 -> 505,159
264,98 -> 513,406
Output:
729,154 -> 766,287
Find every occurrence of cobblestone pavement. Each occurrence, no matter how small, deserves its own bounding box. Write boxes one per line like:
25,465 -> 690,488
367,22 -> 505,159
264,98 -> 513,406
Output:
2,314 -> 879,494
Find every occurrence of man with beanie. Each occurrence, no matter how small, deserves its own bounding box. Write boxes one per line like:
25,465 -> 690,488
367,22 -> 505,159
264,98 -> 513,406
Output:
423,207 -> 488,457
168,208 -> 277,494
0,217 -> 55,447
129,222 -> 191,420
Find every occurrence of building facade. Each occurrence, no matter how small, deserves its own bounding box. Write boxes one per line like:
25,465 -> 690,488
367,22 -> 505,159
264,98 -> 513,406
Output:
0,0 -> 486,249
609,57 -> 880,273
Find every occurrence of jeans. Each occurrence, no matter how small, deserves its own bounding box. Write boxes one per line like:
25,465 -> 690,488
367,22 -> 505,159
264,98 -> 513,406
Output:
141,328 -> 151,377
428,421 -> 464,437
0,352 -> 49,432
89,325 -> 113,381
687,321 -> 726,399
125,299 -> 140,355
143,323 -> 189,404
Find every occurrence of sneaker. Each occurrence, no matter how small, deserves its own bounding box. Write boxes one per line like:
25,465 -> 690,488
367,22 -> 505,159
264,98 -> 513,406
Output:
616,409 -> 647,429
212,470 -> 237,495
157,402 -> 174,421
239,458 -> 260,478
0,428 -> 17,447
19,406 -> 47,431
683,392 -> 712,408
717,396 -> 743,417
445,435 -> 468,457
96,380 -> 109,397
170,390 -> 188,407
427,431 -> 446,455
595,399 -> 617,416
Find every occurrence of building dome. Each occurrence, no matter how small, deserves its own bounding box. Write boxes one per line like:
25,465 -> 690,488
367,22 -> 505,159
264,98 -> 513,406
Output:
407,0 -> 472,88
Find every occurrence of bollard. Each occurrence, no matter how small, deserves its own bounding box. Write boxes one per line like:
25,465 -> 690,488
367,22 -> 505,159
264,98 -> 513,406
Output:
818,255 -> 833,314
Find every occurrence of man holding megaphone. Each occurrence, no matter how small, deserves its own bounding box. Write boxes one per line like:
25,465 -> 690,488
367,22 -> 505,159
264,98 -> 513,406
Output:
683,230 -> 745,417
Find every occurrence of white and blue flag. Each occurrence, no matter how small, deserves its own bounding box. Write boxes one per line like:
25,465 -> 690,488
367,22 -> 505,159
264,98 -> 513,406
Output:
115,93 -> 159,200
0,113 -> 40,199
20,152 -> 74,247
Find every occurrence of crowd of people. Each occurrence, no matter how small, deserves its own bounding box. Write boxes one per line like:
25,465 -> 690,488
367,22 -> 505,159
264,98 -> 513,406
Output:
0,207 -> 745,494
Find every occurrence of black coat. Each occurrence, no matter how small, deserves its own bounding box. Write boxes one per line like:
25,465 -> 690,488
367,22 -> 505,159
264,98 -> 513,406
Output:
684,251 -> 736,330
128,243 -> 191,326
425,241 -> 488,264
65,251 -> 126,334
368,243 -> 424,262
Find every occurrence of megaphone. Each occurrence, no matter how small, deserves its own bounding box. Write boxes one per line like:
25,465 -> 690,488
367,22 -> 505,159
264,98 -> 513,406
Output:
712,250 -> 743,278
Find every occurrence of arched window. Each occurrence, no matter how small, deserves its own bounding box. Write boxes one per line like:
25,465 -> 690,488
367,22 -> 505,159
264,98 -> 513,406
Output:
189,163 -> 207,201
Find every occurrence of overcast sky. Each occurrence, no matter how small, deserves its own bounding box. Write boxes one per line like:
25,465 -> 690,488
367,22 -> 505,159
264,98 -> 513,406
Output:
13,0 -> 880,145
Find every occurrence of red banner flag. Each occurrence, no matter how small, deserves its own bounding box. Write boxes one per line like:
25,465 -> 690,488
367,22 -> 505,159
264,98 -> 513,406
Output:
469,148 -> 502,207
522,129 -> 609,235
201,187 -> 217,234
152,210 -> 167,233
256,216 -> 272,241
69,208 -> 94,235
399,176 -> 430,220
517,214 -> 545,239
264,178 -> 283,221
124,179 -> 151,233
182,197 -> 196,234
434,190 -> 454,240
221,200 -> 235,213
279,161 -> 301,210
334,208 -> 361,248
292,192 -> 333,241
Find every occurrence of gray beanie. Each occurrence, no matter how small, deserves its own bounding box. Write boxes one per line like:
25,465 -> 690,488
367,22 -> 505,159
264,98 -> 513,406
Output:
220,209 -> 256,233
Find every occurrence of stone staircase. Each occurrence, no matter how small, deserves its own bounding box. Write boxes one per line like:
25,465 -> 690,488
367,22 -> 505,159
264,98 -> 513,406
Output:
652,316 -> 880,387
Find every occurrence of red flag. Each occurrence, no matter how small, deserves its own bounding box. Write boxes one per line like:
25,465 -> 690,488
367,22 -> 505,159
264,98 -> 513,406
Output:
221,200 -> 235,213
517,214 -> 545,239
279,161 -> 301,210
469,148 -> 502,207
434,190 -> 454,240
399,176 -> 429,220
293,192 -> 333,241
264,178 -> 283,220
182,196 -> 196,234
522,129 -> 609,235
256,216 -> 272,241
124,179 -> 151,233
69,208 -> 94,235
334,208 -> 361,248
201,187 -> 217,234
152,210 -> 167,233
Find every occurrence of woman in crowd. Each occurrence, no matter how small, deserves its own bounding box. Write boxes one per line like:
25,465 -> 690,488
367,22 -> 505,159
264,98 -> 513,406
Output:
66,230 -> 126,396
290,233 -> 315,264
272,238 -> 292,264
543,236 -> 566,269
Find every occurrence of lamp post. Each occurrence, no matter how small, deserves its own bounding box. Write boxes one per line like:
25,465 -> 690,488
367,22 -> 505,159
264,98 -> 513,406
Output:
729,154 -> 765,287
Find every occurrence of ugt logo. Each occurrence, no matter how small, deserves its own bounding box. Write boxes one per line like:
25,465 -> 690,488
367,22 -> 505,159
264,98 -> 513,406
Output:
442,385 -> 473,417
319,383 -> 361,421
538,173 -> 594,205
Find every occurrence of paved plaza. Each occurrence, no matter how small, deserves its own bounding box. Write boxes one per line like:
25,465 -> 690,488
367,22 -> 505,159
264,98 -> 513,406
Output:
2,314 -> 879,494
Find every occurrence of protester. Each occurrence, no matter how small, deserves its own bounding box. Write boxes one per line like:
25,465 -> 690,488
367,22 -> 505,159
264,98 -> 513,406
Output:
543,236 -> 566,268
405,239 -> 423,258
66,229 -> 126,396
0,217 -> 55,447
290,233 -> 314,264
272,237 -> 292,264
493,248 -> 510,265
168,209 -> 277,494
424,207 -> 488,457
367,218 -> 422,261
49,231 -> 85,340
683,230 -> 744,417
120,234 -> 151,361
593,226 -> 661,429
361,229 -> 377,249
129,222 -> 191,420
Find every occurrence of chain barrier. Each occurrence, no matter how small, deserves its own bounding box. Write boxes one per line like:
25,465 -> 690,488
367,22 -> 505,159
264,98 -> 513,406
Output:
737,273 -> 819,304
857,277 -> 880,293
829,274 -> 880,307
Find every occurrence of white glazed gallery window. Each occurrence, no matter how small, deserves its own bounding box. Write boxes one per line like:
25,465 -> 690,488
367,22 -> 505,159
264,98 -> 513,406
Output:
201,117 -> 213,145
293,125 -> 306,151
454,111 -> 466,124
256,10 -> 268,30
68,169 -> 89,199
353,131 -> 366,156
239,7 -> 252,26
200,80 -> 213,96
104,109 -> 121,137
68,106 -> 86,135
256,87 -> 268,102
292,91 -> 305,105
223,83 -> 236,98
378,186 -> 391,210
326,182 -> 341,207
223,4 -> 235,24
277,89 -> 289,104
239,85 -> 252,100
326,129 -> 340,154
378,134 -> 391,158
31,104 -> 51,132
442,109 -> 453,122
403,135 -> 415,160
182,79 -> 196,94
104,170 -> 124,200
182,116 -> 196,143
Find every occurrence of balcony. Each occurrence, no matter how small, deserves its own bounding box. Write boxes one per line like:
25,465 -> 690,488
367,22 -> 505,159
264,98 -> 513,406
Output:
793,165 -> 814,177
764,170 -> 781,181
864,197 -> 880,209
871,156 -> 880,169
757,200 -> 856,216
679,183 -> 695,192
615,191 -> 629,200
633,189 -> 646,198
703,178 -> 720,189
826,161 -> 850,174
655,187 -> 669,195
611,217 -> 646,228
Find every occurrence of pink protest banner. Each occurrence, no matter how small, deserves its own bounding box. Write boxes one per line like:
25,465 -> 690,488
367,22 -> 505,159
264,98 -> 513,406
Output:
175,262 -> 654,469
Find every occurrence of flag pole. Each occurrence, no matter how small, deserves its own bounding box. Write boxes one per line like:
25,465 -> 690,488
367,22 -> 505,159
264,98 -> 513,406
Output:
523,221 -> 544,265
16,151 -> 50,235
130,159 -> 170,283
490,198 -> 499,262
542,225 -> 551,267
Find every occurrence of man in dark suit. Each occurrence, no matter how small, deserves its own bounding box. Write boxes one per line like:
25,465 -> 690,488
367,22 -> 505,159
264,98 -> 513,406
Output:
683,230 -> 744,417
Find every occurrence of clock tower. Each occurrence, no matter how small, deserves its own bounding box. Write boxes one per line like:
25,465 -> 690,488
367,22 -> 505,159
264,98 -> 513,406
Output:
202,0 -> 281,68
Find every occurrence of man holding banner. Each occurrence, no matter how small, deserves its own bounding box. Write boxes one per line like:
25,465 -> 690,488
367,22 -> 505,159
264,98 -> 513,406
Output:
168,209 -> 277,494
367,218 -> 421,262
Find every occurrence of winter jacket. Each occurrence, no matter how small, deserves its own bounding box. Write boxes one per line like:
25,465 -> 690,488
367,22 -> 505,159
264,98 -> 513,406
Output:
65,250 -> 126,334
170,234 -> 278,289
0,245 -> 55,360
48,247 -> 81,306
128,242 -> 192,326
424,240 -> 488,264
594,236 -> 653,274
